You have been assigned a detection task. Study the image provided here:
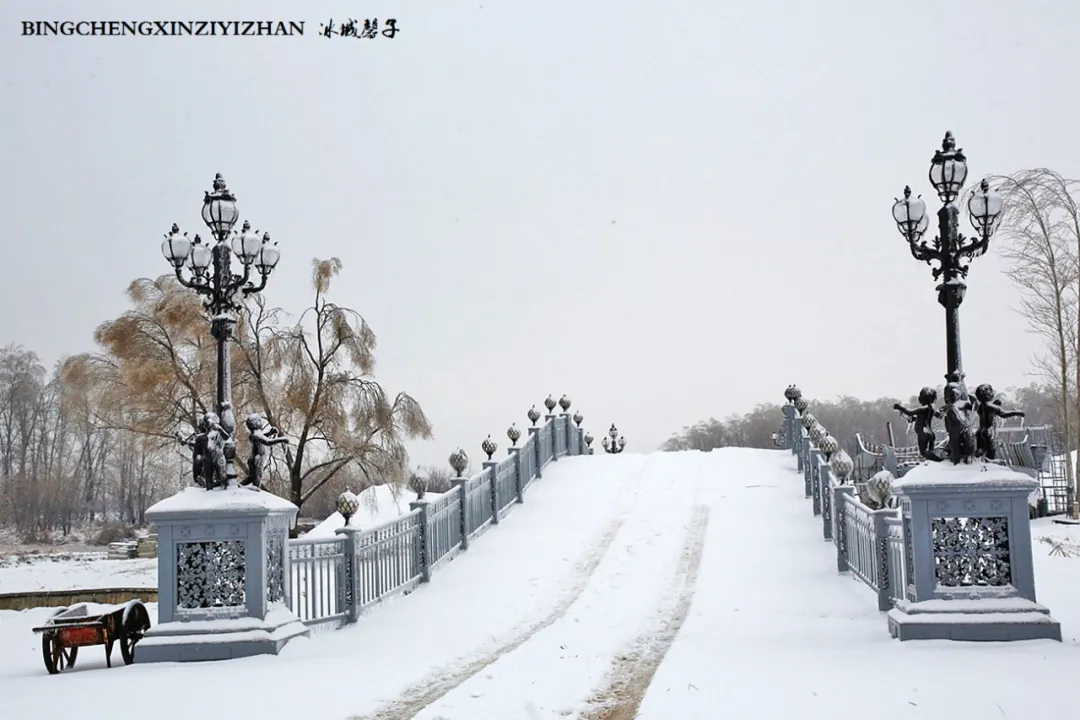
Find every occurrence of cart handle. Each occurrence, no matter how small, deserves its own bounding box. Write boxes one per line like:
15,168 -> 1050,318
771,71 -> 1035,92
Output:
31,620 -> 105,633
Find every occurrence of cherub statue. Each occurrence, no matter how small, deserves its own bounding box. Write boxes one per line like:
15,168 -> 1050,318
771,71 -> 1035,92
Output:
940,382 -> 975,464
202,412 -> 230,490
973,383 -> 1024,462
176,412 -> 230,489
242,413 -> 289,490
176,415 -> 211,488
893,387 -> 942,462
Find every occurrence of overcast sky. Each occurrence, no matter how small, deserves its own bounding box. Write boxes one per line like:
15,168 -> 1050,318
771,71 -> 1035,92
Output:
2,0 -> 1078,470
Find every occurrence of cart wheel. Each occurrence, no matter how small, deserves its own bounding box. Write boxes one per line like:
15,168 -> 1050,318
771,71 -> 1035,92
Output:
41,633 -> 77,674
120,602 -> 150,665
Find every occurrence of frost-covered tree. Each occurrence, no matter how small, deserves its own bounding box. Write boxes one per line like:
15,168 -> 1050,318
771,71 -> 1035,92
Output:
992,168 -> 1080,516
62,258 -> 432,529
62,276 -> 226,441
234,258 -> 432,526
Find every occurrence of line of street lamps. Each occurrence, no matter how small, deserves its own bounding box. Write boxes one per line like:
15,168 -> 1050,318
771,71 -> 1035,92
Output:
163,133 -> 1004,488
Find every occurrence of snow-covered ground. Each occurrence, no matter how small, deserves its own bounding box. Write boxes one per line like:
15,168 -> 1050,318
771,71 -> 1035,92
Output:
635,450 -> 1080,719
0,449 -> 1078,720
0,483 -> 428,595
0,557 -> 157,594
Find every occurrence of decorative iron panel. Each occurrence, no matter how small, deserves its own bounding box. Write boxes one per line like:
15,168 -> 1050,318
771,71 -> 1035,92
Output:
177,540 -> 246,610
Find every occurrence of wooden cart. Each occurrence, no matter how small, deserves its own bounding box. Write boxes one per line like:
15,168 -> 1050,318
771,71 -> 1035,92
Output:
31,599 -> 151,674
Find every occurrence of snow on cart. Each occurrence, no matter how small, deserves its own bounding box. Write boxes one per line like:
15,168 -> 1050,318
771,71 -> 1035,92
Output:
31,599 -> 151,674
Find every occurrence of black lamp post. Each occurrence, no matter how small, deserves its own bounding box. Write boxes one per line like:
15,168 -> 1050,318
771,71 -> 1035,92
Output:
160,173 -> 282,483
891,132 -> 1004,395
602,424 -> 626,454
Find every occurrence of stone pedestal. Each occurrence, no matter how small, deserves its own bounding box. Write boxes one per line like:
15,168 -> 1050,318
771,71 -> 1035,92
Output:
805,447 -> 820,500
138,486 -> 310,663
887,462 -> 1061,642
527,426 -> 544,478
782,404 -> 797,453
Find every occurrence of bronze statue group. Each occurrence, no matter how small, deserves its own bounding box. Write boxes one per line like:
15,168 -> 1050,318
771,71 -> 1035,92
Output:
892,382 -> 1024,465
176,409 -> 289,491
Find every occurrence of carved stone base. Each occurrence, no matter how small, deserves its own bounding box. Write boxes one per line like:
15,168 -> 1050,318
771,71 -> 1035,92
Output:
890,462 -> 1061,643
137,606 -> 309,663
145,486 -> 307,663
887,597 -> 1061,642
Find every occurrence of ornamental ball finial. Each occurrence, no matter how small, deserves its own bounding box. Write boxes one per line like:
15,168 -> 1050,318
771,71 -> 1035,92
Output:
481,434 -> 498,461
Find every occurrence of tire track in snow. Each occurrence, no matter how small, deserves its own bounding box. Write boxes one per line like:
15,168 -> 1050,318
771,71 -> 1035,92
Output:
349,457 -> 654,720
578,503 -> 711,720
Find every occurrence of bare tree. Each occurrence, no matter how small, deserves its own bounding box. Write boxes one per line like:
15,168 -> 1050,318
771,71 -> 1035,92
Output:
235,258 -> 433,526
421,465 -> 455,494
50,258 -> 430,533
59,355 -> 114,520
0,346 -> 46,480
62,276 -> 223,442
992,169 -> 1080,516
61,275 -> 265,501
0,350 -> 117,539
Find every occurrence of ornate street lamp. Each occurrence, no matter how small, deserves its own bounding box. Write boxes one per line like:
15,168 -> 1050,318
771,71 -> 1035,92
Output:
162,173 -> 281,484
891,132 -> 1003,394
602,424 -> 626,454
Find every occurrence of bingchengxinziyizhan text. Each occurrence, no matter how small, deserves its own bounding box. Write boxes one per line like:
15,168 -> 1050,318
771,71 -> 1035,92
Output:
20,19 -> 402,38
21,21 -> 309,37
